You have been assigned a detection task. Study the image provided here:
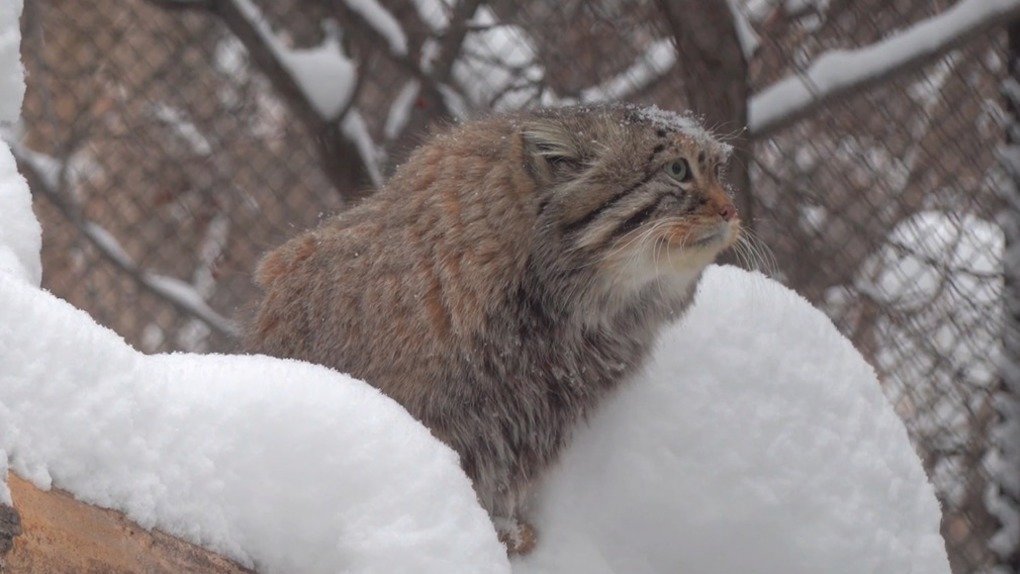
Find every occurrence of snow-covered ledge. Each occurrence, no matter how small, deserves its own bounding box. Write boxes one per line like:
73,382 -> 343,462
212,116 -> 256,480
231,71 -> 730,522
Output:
1,2 -> 949,573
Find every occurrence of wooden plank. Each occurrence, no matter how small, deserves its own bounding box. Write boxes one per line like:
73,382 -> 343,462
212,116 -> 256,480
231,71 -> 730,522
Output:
2,474 -> 252,574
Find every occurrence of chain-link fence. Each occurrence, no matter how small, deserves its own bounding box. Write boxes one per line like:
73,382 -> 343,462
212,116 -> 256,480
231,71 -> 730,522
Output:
12,1 -> 1016,572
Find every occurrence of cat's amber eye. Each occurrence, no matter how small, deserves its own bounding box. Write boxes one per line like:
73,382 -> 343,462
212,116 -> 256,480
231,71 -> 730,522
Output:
666,159 -> 691,182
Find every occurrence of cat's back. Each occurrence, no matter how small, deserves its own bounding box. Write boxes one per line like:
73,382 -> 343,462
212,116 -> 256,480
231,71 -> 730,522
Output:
245,116 -> 540,392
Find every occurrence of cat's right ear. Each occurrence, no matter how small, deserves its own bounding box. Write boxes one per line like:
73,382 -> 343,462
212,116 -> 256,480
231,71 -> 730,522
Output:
522,120 -> 583,181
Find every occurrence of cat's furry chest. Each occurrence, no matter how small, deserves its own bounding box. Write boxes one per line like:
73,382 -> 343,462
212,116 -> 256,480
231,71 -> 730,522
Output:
448,286 -> 669,474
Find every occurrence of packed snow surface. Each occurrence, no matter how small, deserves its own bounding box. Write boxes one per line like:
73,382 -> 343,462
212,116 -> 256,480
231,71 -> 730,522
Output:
514,266 -> 949,574
0,0 -> 24,508
0,0 -> 34,288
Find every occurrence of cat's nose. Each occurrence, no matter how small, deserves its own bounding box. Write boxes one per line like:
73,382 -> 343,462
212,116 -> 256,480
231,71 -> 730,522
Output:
717,201 -> 737,221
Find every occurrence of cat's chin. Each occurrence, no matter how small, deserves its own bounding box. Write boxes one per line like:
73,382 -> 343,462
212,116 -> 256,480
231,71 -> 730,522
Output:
664,223 -> 737,264
689,220 -> 740,249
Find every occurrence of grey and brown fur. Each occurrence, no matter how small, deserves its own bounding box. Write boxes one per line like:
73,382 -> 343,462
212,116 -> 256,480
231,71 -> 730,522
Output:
244,105 -> 740,553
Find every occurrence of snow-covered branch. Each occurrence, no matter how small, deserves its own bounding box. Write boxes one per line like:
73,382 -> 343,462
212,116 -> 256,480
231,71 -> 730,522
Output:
340,0 -> 407,56
749,0 -> 1020,138
11,145 -> 239,338
425,0 -> 484,81
328,0 -> 473,115
725,0 -> 759,59
147,0 -> 376,199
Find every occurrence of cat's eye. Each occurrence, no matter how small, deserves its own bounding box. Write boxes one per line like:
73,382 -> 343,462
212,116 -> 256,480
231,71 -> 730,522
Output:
666,159 -> 691,182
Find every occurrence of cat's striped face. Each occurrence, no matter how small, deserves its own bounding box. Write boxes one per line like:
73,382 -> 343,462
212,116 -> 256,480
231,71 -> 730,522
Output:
526,109 -> 740,287
564,129 -> 738,257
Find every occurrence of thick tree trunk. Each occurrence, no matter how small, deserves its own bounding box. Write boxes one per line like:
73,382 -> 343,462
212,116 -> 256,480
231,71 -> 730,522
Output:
656,0 -> 752,227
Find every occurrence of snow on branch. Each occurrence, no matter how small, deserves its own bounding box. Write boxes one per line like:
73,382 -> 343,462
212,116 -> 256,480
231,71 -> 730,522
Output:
229,0 -> 357,121
383,80 -> 420,142
326,0 -> 466,93
749,0 -> 1020,138
725,0 -> 759,59
342,0 -> 407,56
11,145 -> 240,338
342,110 -> 383,187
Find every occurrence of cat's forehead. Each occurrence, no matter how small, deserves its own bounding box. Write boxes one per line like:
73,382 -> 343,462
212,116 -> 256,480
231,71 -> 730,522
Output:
622,105 -> 732,161
516,105 -> 731,165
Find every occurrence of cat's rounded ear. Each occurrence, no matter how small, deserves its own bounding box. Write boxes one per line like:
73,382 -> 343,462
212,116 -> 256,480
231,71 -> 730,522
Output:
522,120 -> 583,180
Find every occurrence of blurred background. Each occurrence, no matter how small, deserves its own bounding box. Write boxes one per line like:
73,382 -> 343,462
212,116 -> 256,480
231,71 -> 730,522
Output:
10,1 -> 1019,572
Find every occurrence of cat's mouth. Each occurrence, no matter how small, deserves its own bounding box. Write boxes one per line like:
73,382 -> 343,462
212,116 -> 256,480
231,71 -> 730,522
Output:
684,221 -> 739,250
690,229 -> 725,247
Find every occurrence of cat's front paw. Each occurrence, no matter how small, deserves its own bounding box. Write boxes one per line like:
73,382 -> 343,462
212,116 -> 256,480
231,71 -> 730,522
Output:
496,519 -> 537,556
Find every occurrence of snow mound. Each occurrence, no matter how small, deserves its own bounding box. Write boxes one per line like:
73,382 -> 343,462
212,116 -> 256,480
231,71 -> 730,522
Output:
515,265 -> 949,574
0,275 -> 510,573
0,0 -> 22,125
0,0 -> 37,288
0,145 -> 40,286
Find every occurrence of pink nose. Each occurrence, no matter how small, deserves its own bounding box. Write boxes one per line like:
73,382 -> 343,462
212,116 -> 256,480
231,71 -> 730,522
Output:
718,202 -> 737,221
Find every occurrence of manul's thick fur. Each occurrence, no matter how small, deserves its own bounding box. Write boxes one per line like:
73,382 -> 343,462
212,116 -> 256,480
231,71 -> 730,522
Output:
244,105 -> 740,553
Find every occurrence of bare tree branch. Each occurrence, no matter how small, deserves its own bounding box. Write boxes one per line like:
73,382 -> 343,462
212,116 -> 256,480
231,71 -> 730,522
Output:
430,0 -> 484,82
378,0 -> 484,156
12,145 -> 240,338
